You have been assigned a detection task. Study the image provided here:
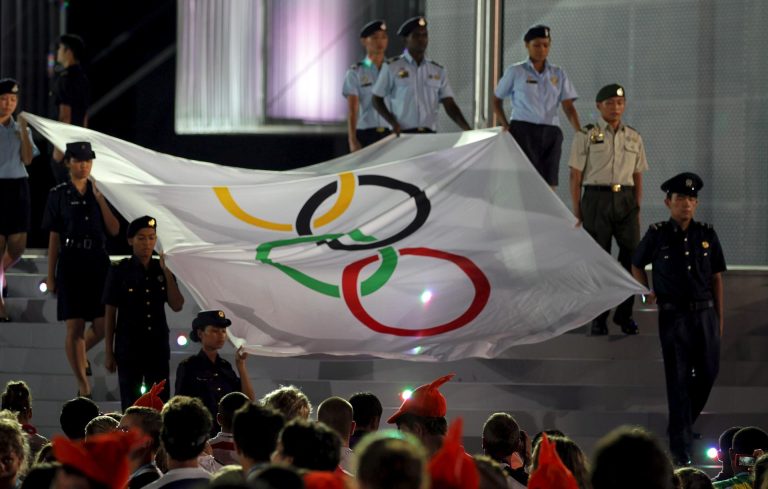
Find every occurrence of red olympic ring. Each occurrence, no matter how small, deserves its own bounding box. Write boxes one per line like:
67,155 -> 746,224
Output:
341,247 -> 491,337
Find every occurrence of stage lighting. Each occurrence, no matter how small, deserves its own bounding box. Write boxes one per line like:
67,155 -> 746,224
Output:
401,388 -> 413,401
420,290 -> 433,304
177,334 -> 188,346
139,382 -> 147,395
707,447 -> 718,459
38,280 -> 48,293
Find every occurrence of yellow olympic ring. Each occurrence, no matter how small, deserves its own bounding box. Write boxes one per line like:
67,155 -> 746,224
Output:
213,172 -> 356,232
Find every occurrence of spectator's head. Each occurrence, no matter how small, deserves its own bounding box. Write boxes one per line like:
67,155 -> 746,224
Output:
716,426 -> 741,475
349,392 -> 382,433
317,397 -> 355,447
57,33 -> 85,64
35,442 -> 55,464
60,397 -> 100,440
532,429 -> 566,450
473,455 -> 509,489
531,435 -> 590,489
51,430 -> 143,489
273,419 -> 341,471
730,426 -> 768,475
217,392 -> 249,433
120,407 -> 163,463
388,374 -> 453,454
591,426 -> 673,489
0,411 -> 29,486
19,462 -> 58,489
260,386 -> 312,421
160,396 -> 212,463
208,464 -> 245,487
253,465 -> 304,489
754,453 -> 768,489
1,380 -> 32,423
84,416 -> 119,439
481,413 -> 520,461
519,430 -> 532,468
674,467 -> 713,489
355,430 -> 427,489
528,434 -> 580,489
232,402 -> 284,465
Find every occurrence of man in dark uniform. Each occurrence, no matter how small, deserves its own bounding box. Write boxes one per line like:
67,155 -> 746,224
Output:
631,172 -> 726,466
51,34 -> 90,182
569,84 -> 649,335
103,216 -> 185,410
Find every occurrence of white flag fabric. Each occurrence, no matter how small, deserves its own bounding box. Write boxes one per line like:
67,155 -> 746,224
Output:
25,113 -> 644,361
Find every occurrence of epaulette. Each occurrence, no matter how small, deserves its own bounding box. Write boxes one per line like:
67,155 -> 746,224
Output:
625,124 -> 637,132
650,221 -> 667,230
387,55 -> 403,63
429,60 -> 444,68
580,123 -> 595,134
50,182 -> 68,193
696,221 -> 714,230
349,62 -> 361,70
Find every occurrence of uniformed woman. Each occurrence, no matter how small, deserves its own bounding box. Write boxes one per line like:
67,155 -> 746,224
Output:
103,216 -> 185,410
0,78 -> 38,321
175,310 -> 255,433
493,25 -> 581,189
42,141 -> 119,397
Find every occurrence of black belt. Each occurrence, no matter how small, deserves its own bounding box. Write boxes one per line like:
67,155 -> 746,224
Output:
63,238 -> 104,250
584,184 -> 634,193
402,127 -> 435,134
358,127 -> 390,133
659,300 -> 714,312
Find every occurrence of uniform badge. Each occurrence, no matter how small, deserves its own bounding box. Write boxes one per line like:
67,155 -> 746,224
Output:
550,75 -> 558,86
685,178 -> 693,187
148,218 -> 156,227
360,75 -> 370,85
589,127 -> 605,144
526,78 -> 537,84
702,241 -> 710,249
397,69 -> 409,78
218,310 -> 225,317
430,73 -> 441,80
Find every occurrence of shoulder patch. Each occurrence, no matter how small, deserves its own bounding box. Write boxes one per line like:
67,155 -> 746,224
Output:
350,62 -> 360,70
50,182 -> 67,193
387,55 -> 403,63
429,60 -> 444,69
581,123 -> 595,134
698,221 -> 714,230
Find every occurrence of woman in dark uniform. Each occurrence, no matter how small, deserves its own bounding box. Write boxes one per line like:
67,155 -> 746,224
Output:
103,216 -> 185,411
175,309 -> 255,433
42,141 -> 119,397
0,78 -> 38,321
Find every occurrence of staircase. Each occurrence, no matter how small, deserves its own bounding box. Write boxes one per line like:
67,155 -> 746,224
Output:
2,251 -> 767,467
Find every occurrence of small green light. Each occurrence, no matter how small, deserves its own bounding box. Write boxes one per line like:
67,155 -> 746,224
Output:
139,383 -> 147,395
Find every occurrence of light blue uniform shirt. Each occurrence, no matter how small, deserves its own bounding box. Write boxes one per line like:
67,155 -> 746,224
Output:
372,50 -> 455,131
0,117 -> 39,179
495,59 -> 577,127
342,57 -> 392,130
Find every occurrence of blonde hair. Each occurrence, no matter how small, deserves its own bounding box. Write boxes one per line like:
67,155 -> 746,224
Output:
0,410 -> 30,477
260,386 -> 312,421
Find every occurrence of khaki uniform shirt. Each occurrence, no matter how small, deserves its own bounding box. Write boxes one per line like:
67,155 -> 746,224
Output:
568,118 -> 649,185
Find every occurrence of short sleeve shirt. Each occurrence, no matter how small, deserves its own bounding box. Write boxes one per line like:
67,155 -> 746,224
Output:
494,59 -> 577,126
568,118 -> 649,185
52,64 -> 90,127
175,350 -> 240,422
0,117 -> 40,179
372,50 -> 455,131
342,57 -> 392,130
41,180 -> 108,241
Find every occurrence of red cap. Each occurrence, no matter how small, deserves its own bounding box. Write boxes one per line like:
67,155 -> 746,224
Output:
133,380 -> 166,411
52,430 -> 147,489
527,434 -> 580,489
387,373 -> 455,424
428,418 -> 479,489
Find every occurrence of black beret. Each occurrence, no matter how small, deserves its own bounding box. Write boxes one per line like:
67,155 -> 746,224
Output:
360,19 -> 386,38
397,16 -> 427,37
192,309 -> 232,331
661,172 -> 703,197
0,78 -> 19,96
524,25 -> 550,42
596,84 -> 625,102
127,216 -> 157,238
64,141 -> 96,161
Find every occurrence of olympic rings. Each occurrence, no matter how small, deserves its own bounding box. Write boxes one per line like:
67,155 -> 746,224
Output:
341,247 -> 491,337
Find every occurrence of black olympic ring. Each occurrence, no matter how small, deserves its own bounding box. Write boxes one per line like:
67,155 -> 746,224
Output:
295,175 -> 431,251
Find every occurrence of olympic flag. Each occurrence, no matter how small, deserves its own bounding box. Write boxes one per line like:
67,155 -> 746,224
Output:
25,113 -> 645,361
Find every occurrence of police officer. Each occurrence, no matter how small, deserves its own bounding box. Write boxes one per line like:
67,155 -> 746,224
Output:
631,173 -> 726,466
493,25 -> 581,189
175,309 -> 255,434
102,216 -> 185,410
343,20 -> 392,152
0,78 -> 39,321
42,141 -> 119,397
372,16 -> 471,134
569,84 -> 649,335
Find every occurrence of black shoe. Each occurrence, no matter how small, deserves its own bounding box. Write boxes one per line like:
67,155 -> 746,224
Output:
590,319 -> 608,336
615,318 -> 639,335
85,360 -> 92,377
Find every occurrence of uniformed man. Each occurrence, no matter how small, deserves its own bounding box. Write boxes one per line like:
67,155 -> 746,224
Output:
372,16 -> 471,134
493,25 -> 581,189
569,83 -> 649,335
103,216 -> 185,410
343,20 -> 392,152
631,173 -> 726,466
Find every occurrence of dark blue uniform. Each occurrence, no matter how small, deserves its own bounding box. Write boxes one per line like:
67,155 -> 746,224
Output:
103,256 -> 173,410
42,180 -> 110,321
175,350 -> 240,434
633,218 -> 726,461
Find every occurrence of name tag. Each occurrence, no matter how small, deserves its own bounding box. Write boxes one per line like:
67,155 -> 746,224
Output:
526,79 -> 538,84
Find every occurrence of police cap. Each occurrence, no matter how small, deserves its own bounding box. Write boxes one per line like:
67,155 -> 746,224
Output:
192,309 -> 232,330
127,216 -> 157,238
524,25 -> 550,42
397,16 -> 427,37
661,172 -> 703,197
64,141 -> 96,161
360,20 -> 386,38
596,83 -> 625,102
0,78 -> 19,96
